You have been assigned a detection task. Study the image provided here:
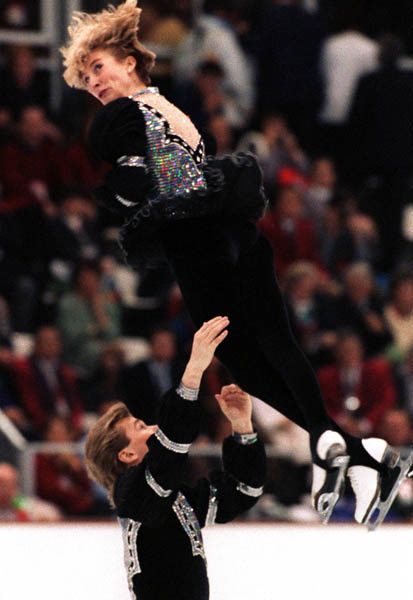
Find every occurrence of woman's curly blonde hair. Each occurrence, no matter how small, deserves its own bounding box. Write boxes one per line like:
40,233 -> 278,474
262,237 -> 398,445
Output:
61,0 -> 156,89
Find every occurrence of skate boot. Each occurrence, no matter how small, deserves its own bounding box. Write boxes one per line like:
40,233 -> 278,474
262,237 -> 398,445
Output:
348,438 -> 413,531
311,430 -> 350,524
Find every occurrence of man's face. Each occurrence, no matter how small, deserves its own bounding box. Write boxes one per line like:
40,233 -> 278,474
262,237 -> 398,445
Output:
83,48 -> 135,105
117,417 -> 158,465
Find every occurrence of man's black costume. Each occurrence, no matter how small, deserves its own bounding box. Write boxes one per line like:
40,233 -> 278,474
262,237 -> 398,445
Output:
114,384 -> 266,600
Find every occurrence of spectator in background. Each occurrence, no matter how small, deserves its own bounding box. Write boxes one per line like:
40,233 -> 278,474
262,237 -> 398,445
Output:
317,331 -> 396,437
237,114 -> 309,198
138,0 -> 189,96
0,337 -> 23,430
0,462 -> 61,522
252,397 -> 314,522
334,262 -> 392,357
121,326 -> 185,425
375,409 -> 413,449
173,0 -> 254,129
395,346 -> 413,420
347,34 -> 413,267
319,202 -> 380,279
36,416 -> 100,516
283,261 -> 337,368
0,105 -> 63,213
57,261 -> 121,381
11,325 -> 83,440
0,45 -> 49,117
318,12 -> 378,168
384,275 -> 413,363
304,157 -> 337,223
40,189 -> 102,307
206,113 -> 234,155
85,341 -> 126,413
176,60 -> 246,131
255,0 -> 324,153
259,184 -> 320,278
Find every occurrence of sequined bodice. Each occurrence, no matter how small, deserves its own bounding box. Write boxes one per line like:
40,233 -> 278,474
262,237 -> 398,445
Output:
131,89 -> 207,200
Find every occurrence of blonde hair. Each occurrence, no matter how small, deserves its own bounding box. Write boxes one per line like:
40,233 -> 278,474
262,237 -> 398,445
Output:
85,402 -> 131,506
60,0 -> 156,89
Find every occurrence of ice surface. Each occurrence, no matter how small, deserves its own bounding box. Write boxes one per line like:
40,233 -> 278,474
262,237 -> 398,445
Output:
0,522 -> 410,600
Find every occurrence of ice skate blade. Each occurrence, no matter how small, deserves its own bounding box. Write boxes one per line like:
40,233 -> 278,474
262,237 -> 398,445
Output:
316,454 -> 350,524
364,449 -> 413,532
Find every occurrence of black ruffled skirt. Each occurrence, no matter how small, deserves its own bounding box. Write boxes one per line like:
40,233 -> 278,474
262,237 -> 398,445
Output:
118,152 -> 268,269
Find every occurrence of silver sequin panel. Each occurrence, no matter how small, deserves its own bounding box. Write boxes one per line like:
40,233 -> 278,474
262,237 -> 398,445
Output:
134,92 -> 202,151
173,491 -> 206,562
133,98 -> 207,200
205,484 -> 218,526
119,517 -> 142,600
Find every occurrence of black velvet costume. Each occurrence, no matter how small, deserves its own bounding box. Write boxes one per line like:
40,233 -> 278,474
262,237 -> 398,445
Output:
89,90 -> 381,472
114,385 -> 266,600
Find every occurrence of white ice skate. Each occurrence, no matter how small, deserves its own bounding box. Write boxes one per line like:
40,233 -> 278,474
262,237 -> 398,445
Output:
312,430 -> 350,524
348,438 -> 413,531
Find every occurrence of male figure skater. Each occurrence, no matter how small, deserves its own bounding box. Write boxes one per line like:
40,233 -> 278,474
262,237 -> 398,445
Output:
85,317 -> 266,600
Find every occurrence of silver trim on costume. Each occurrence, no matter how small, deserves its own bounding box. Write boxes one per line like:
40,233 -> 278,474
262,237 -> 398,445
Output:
232,431 -> 258,445
236,481 -> 264,498
205,484 -> 218,526
117,155 -> 148,172
155,428 -> 191,454
115,193 -> 138,207
176,382 -> 199,401
145,466 -> 172,497
173,491 -> 206,561
119,517 -> 142,599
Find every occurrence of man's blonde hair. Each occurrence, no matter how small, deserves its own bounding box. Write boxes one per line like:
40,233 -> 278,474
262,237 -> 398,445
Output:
60,0 -> 156,89
85,402 -> 131,506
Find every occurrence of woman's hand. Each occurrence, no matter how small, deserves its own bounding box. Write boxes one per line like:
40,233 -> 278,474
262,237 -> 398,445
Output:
181,316 -> 229,389
215,383 -> 253,434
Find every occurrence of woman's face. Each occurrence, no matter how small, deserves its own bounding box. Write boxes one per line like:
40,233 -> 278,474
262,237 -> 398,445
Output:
83,48 -> 140,104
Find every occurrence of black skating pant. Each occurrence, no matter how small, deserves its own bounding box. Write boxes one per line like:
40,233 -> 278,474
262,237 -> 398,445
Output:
161,216 -> 382,470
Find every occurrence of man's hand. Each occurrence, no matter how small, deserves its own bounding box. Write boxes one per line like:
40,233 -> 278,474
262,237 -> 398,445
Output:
215,384 -> 253,434
181,316 -> 229,389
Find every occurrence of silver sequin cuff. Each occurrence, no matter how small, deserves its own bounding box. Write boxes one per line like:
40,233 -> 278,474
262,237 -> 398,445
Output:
155,428 -> 191,454
145,467 -> 172,497
232,431 -> 258,445
236,480 -> 264,498
117,155 -> 148,172
176,382 -> 199,401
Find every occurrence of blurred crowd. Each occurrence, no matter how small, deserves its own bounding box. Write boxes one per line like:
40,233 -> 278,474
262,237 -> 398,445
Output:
1,0 -> 413,523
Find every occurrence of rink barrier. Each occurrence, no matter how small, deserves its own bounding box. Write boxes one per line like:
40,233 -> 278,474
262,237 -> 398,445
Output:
0,409 -> 286,497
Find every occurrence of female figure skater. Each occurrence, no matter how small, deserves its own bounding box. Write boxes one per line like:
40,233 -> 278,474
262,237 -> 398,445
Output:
61,0 -> 412,529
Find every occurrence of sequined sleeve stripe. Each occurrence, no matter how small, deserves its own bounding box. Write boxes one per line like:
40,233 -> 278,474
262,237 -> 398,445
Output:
115,193 -> 139,207
117,155 -> 148,172
205,484 -> 218,526
145,466 -> 172,497
236,480 -> 264,498
155,428 -> 191,454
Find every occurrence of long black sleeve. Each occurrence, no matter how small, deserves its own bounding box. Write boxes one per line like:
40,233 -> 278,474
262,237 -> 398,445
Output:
114,387 -> 201,526
88,97 -> 152,214
182,434 -> 266,527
